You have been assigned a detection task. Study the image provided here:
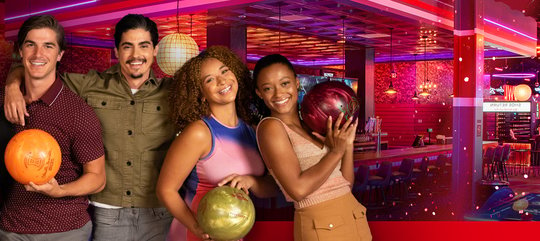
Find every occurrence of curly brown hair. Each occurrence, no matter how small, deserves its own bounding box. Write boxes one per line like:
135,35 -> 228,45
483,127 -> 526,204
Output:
169,45 -> 259,132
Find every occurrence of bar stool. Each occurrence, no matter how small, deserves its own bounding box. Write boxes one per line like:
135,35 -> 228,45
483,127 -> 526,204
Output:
390,158 -> 414,200
367,161 -> 392,206
530,136 -> 540,176
501,144 -> 511,178
353,164 -> 370,205
483,147 -> 496,180
412,156 -> 430,186
490,145 -> 507,181
510,147 -> 529,175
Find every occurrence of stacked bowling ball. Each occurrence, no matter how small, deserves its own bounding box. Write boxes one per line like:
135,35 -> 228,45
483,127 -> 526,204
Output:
4,129 -> 62,184
197,186 -> 255,241
300,81 -> 360,135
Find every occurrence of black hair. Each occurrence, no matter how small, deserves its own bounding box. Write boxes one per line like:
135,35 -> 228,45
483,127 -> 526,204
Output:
253,54 -> 296,85
114,14 -> 159,48
252,54 -> 297,119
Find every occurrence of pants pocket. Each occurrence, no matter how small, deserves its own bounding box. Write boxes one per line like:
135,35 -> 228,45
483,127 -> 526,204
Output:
353,205 -> 372,241
153,208 -> 173,220
312,215 -> 351,241
93,208 -> 120,225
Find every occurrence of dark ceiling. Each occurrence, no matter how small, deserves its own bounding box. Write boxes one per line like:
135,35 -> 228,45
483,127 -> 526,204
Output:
4,0 -> 539,66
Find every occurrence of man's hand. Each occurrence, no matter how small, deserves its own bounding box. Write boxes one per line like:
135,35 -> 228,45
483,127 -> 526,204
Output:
4,69 -> 29,126
25,178 -> 66,198
4,64 -> 29,126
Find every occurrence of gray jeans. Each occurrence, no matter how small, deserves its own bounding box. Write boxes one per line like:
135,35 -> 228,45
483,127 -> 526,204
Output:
0,221 -> 92,241
91,207 -> 173,241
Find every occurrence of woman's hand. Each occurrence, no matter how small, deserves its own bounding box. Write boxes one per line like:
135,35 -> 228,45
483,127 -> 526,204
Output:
313,112 -> 357,155
218,174 -> 255,194
193,227 -> 213,241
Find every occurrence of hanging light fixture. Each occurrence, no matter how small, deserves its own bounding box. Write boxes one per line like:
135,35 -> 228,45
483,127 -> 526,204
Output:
385,81 -> 397,94
419,35 -> 430,97
385,28 -> 397,94
412,53 -> 419,100
412,91 -> 420,100
156,1 -> 199,76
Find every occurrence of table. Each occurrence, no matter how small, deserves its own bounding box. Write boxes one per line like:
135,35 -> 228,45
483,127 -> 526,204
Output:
353,141 -> 388,152
466,193 -> 540,221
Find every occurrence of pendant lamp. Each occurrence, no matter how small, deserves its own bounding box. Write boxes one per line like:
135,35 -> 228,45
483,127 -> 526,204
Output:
156,2 -> 199,76
385,28 -> 397,94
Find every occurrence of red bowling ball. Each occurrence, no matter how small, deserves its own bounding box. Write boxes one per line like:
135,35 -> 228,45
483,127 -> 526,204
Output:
300,81 -> 360,135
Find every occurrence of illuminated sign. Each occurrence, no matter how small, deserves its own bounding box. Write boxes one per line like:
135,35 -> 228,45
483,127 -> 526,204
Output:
489,86 -> 504,95
323,72 -> 334,77
483,102 -> 531,112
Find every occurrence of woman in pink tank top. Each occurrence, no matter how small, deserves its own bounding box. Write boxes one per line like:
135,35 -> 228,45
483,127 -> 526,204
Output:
156,46 -> 277,241
253,54 -> 372,241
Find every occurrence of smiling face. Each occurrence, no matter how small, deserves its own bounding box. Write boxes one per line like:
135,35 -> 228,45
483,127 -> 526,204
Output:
114,28 -> 158,83
200,57 -> 239,107
19,28 -> 64,82
255,63 -> 300,116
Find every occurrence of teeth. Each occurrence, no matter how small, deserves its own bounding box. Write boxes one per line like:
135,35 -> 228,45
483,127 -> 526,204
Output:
130,62 -> 142,65
219,86 -> 231,94
31,62 -> 45,66
274,98 -> 289,105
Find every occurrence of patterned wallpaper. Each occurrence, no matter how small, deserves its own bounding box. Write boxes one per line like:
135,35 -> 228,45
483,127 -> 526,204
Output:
375,60 -> 454,105
0,39 -> 13,86
58,46 -> 168,80
59,46 -> 111,74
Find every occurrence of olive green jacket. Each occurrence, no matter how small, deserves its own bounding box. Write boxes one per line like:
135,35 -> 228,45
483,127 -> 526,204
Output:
62,64 -> 174,208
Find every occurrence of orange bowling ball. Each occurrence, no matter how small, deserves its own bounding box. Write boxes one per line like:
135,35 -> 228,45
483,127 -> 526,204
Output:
4,129 -> 62,185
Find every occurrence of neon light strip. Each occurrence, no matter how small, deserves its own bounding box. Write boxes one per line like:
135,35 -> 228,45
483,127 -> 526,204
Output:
492,73 -> 536,78
483,32 -> 536,57
5,0 -> 98,21
484,18 -> 537,41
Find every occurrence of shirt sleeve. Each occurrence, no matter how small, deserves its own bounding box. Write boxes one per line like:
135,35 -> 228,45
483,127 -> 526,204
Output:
70,101 -> 105,164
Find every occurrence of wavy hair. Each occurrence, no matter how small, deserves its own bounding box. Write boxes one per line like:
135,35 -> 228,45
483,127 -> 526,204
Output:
169,45 -> 259,132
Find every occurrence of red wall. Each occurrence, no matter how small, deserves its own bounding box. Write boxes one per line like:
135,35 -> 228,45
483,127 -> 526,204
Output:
59,45 -> 111,74
374,61 -> 454,146
375,103 -> 452,146
0,40 -> 12,87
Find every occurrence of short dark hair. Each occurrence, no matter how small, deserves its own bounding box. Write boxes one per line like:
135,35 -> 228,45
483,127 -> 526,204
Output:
114,14 -> 159,48
17,15 -> 65,52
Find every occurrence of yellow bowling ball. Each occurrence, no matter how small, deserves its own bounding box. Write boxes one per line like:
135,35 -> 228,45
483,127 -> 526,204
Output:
197,186 -> 255,241
512,198 -> 529,211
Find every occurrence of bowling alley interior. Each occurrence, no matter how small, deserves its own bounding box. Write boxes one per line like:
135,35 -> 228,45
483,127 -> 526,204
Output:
1,0 -> 540,240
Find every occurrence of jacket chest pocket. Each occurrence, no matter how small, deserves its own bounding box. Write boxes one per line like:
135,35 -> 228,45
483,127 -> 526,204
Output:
87,96 -> 122,134
142,102 -> 172,135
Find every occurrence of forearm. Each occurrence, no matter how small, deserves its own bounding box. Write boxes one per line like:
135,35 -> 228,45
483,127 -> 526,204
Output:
59,171 -> 106,197
287,150 -> 344,201
6,64 -> 23,88
157,188 -> 200,235
340,145 -> 355,185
